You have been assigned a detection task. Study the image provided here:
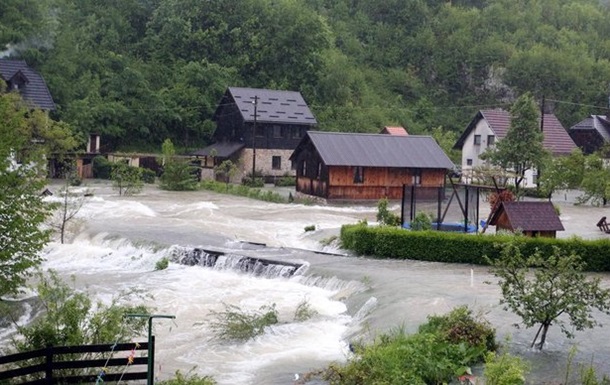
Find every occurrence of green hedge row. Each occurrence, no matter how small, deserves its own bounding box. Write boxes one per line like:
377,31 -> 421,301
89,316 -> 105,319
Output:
340,224 -> 610,272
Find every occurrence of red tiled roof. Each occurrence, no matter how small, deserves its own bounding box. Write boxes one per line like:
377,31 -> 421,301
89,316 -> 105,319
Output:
380,126 -> 408,136
455,109 -> 577,155
489,201 -> 564,231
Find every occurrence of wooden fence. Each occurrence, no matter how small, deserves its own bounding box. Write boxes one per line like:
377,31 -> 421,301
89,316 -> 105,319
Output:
0,340 -> 150,384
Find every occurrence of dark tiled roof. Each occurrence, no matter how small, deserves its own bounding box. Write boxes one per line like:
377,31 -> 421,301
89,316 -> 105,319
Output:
380,126 -> 408,135
295,131 -> 454,169
490,201 -> 564,231
454,109 -> 577,155
192,142 -> 245,157
569,115 -> 610,141
0,59 -> 55,110
218,87 -> 317,125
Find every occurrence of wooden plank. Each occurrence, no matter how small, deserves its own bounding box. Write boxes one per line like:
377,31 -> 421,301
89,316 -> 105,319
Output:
53,356 -> 148,370
52,342 -> 148,355
0,349 -> 48,365
0,363 -> 46,380
55,371 -> 148,384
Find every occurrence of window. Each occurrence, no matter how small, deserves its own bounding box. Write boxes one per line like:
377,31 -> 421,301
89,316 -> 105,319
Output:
487,135 -> 495,146
255,125 -> 265,137
467,159 -> 473,166
292,127 -> 301,139
413,168 -> 422,185
272,156 -> 281,170
474,135 -> 481,145
273,125 -> 282,138
353,166 -> 364,184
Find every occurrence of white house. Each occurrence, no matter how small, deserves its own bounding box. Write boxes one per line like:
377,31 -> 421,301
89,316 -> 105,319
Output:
453,109 -> 577,186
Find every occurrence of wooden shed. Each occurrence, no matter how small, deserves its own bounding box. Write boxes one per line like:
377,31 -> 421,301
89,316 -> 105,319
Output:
289,131 -> 454,200
488,201 -> 563,237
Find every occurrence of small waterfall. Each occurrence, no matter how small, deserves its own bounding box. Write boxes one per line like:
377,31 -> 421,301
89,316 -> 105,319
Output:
169,247 -> 303,278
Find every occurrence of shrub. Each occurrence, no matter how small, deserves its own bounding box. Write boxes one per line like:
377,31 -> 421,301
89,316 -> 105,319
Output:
242,176 -> 264,188
274,175 -> 296,187
411,211 -> 433,231
92,156 -> 112,179
304,224 -> 316,232
155,257 -> 169,271
419,305 -> 497,356
208,303 -> 278,341
111,162 -> 143,196
376,198 -> 401,226
294,299 -> 318,322
484,351 -> 529,385
158,371 -> 216,385
323,306 -> 497,385
160,161 -> 198,191
141,168 -> 156,184
339,224 -> 610,271
4,271 -> 151,382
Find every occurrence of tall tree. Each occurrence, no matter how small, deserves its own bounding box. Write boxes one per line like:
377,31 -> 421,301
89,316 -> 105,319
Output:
481,92 -> 548,195
0,92 -> 53,299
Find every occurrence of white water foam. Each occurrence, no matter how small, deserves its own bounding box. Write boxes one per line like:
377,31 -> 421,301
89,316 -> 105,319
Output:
35,234 -> 358,385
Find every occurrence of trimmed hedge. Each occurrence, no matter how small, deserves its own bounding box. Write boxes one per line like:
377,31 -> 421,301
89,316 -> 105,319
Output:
340,224 -> 610,272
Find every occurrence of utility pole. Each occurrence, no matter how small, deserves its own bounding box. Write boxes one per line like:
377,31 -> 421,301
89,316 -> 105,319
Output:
251,95 -> 258,180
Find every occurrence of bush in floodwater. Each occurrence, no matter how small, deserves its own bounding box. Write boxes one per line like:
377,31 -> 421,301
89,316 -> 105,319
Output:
418,305 -> 497,356
483,351 -> 529,385
158,370 -> 216,385
294,299 -> 318,322
304,224 -> 316,232
208,303 -> 278,341
155,257 -> 169,271
322,306 -> 497,385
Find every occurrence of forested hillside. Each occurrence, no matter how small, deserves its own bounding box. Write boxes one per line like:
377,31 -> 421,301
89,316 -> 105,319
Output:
2,0 -> 610,152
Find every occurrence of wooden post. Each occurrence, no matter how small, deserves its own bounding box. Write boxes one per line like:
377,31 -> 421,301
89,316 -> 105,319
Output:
45,345 -> 53,385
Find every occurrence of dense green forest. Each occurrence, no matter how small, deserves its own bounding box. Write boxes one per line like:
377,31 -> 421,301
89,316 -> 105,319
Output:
2,0 -> 610,152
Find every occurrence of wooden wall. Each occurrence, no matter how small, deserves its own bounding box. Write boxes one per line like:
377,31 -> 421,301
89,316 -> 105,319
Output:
325,166 -> 446,200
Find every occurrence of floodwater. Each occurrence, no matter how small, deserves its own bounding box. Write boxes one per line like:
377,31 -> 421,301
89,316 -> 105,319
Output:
3,181 -> 610,384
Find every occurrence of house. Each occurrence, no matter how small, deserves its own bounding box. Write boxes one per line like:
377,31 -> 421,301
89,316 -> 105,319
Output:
380,126 -> 408,136
289,131 -> 454,200
488,201 -> 564,237
453,109 -> 577,186
0,59 -> 55,110
568,115 -> 610,155
193,87 -> 317,181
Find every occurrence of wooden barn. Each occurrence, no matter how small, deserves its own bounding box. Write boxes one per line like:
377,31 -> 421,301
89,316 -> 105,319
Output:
290,131 -> 454,200
488,201 -> 564,237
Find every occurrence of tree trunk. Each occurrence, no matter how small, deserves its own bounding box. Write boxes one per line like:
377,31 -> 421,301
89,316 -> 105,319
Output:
537,323 -> 550,349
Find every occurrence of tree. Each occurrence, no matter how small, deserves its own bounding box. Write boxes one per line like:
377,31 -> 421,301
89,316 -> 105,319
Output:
481,93 -> 549,196
159,139 -> 199,191
48,167 -> 89,244
214,159 -> 239,191
488,239 -> 610,350
0,92 -> 54,299
111,161 -> 144,196
538,149 -> 585,199
578,153 -> 610,206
